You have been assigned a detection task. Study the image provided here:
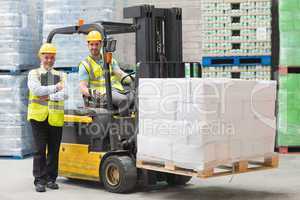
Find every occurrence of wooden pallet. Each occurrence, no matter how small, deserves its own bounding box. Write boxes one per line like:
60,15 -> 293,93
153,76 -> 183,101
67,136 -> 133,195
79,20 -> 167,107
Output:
224,0 -> 271,3
278,146 -> 300,154
0,69 -> 29,75
136,154 -> 279,179
278,66 -> 300,75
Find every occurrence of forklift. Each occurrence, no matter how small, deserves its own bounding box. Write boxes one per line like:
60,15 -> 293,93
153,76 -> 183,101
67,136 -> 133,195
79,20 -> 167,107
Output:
46,5 -> 191,193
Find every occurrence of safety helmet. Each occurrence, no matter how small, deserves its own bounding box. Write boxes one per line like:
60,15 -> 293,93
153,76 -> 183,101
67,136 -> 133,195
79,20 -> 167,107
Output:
39,43 -> 57,55
86,31 -> 102,42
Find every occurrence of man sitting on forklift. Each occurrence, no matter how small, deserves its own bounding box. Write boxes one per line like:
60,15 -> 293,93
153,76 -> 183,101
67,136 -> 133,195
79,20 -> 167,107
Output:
78,30 -> 133,115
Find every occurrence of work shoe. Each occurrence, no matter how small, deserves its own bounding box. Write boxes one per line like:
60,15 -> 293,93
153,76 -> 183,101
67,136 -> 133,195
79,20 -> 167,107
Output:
46,181 -> 59,190
35,183 -> 46,192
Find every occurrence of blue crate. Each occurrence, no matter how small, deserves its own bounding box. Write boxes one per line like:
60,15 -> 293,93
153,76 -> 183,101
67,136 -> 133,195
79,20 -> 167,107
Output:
0,69 -> 29,75
202,56 -> 271,67
0,153 -> 33,160
54,67 -> 79,73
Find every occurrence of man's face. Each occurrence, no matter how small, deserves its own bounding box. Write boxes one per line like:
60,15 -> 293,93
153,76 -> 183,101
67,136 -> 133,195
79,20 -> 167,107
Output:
40,53 -> 55,70
88,41 -> 101,57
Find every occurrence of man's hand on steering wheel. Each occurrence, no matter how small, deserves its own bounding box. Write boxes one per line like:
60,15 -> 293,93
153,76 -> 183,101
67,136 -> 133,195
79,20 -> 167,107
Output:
89,88 -> 103,99
121,71 -> 136,86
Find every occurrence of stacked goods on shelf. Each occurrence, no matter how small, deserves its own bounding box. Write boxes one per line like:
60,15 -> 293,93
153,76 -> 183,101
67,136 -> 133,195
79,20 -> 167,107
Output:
0,0 -> 43,157
138,78 -> 277,171
279,0 -> 300,66
42,0 -> 116,68
201,0 -> 272,80
277,72 -> 300,152
184,63 -> 201,78
0,73 -> 33,157
277,0 -> 300,153
277,74 -> 300,146
201,0 -> 272,57
202,65 -> 271,80
0,0 -> 43,71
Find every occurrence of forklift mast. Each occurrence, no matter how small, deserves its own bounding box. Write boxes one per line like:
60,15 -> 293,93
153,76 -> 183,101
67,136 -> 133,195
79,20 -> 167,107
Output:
124,5 -> 185,79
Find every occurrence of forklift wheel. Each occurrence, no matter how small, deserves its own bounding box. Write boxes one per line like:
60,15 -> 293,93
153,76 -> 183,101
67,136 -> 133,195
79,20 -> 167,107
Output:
166,174 -> 192,186
101,155 -> 137,193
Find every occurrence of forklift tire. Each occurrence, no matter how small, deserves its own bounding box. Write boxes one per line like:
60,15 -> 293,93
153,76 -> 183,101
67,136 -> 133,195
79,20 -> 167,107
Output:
166,174 -> 192,186
100,155 -> 137,193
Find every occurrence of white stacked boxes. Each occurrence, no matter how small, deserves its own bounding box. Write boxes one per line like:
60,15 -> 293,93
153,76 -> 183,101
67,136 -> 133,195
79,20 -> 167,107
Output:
201,0 -> 272,57
138,78 -> 276,171
0,0 -> 43,70
42,0 -> 116,68
0,0 -> 42,156
0,73 -> 33,157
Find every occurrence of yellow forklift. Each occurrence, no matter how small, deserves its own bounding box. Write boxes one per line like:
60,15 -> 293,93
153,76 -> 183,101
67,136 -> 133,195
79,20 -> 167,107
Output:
46,5 -> 191,193
47,5 -> 278,193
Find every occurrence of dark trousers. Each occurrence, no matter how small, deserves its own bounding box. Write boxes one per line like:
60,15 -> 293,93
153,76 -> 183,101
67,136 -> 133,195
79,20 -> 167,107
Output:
30,119 -> 62,185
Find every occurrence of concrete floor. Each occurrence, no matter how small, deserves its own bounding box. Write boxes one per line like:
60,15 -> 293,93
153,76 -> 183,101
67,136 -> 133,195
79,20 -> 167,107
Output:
0,155 -> 299,200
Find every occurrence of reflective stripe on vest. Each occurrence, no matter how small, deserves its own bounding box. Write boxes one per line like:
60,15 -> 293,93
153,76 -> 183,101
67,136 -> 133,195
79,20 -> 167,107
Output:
88,79 -> 120,87
29,99 -> 64,111
81,56 -> 124,93
48,104 -> 64,110
29,99 -> 48,106
27,69 -> 65,127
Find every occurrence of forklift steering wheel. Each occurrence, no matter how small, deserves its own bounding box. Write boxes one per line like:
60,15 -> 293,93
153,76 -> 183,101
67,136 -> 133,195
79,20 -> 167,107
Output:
120,71 -> 136,86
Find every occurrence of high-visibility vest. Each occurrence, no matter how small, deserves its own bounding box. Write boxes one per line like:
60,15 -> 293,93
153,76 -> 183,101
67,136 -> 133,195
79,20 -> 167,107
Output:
80,56 -> 124,94
27,68 -> 65,127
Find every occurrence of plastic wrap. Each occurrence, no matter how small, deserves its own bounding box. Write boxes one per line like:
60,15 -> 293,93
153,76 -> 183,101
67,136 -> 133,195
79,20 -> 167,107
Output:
277,74 -> 300,146
0,73 -> 33,157
0,0 -> 43,70
138,78 -> 277,171
279,0 -> 300,65
201,0 -> 272,57
42,0 -> 115,68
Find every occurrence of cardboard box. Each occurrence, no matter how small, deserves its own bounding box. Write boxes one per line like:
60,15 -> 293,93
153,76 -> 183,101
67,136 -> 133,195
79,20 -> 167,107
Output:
162,78 -> 191,101
190,78 -> 228,103
137,135 -> 173,162
139,98 -> 177,120
139,78 -> 163,98
244,99 -> 276,120
137,78 -> 277,171
139,119 -> 188,138
176,101 -> 220,121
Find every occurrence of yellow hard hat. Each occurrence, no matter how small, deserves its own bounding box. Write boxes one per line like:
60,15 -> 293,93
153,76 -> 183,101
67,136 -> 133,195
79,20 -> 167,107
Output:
86,31 -> 102,42
39,43 -> 57,55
